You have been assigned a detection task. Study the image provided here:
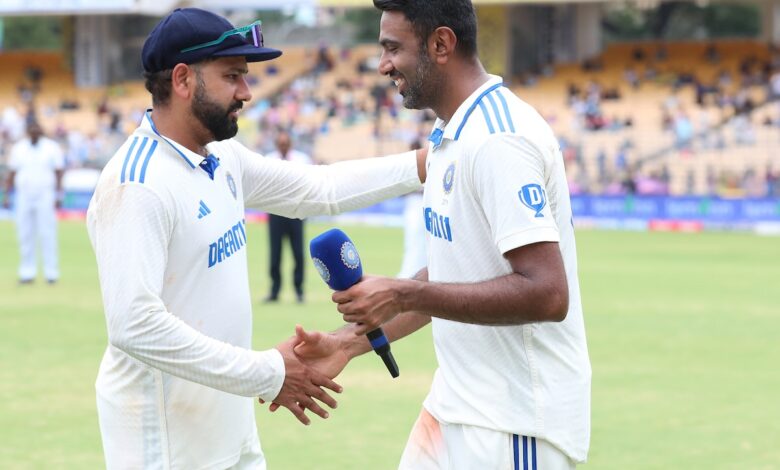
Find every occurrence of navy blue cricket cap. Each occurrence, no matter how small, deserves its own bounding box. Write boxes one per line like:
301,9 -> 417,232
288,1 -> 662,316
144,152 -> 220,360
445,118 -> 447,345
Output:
142,8 -> 282,73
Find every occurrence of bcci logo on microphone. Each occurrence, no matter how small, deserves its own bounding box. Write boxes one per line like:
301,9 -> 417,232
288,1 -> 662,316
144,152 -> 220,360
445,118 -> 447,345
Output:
340,241 -> 360,269
312,257 -> 330,283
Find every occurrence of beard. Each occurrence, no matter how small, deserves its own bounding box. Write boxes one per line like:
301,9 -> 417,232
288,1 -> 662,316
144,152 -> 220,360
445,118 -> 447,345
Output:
192,79 -> 242,142
400,49 -> 442,110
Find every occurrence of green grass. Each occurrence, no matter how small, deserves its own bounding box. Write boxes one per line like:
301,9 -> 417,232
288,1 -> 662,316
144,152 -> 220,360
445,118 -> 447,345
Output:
0,221 -> 778,469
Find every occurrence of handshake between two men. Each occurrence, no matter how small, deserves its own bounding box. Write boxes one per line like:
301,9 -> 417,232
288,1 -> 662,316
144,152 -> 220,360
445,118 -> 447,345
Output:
258,229 -> 430,425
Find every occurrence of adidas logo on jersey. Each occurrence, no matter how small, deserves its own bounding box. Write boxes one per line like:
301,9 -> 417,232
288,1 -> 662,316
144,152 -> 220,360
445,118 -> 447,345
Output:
197,200 -> 212,219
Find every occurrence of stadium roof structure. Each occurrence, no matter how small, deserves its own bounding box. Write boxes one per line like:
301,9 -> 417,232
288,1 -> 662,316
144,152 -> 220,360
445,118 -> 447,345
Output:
0,0 -> 626,15
195,0 -> 316,7
317,0 -> 614,5
0,0 -> 180,16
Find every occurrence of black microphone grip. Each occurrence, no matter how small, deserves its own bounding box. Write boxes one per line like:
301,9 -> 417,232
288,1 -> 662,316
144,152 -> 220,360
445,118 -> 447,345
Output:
310,228 -> 400,378
366,328 -> 399,378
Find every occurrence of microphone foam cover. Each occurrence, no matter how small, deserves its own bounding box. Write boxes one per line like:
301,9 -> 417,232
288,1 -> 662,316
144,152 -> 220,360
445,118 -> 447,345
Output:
309,228 -> 363,291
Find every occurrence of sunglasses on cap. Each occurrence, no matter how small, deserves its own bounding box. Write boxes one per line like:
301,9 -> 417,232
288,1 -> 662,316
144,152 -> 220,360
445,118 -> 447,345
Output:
180,20 -> 264,53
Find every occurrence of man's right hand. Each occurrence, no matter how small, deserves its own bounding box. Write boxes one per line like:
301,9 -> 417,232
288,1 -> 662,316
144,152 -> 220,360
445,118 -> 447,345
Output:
267,336 -> 343,425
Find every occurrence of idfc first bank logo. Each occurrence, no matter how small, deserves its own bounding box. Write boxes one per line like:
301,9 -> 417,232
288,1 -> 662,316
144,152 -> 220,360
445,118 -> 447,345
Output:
519,184 -> 546,218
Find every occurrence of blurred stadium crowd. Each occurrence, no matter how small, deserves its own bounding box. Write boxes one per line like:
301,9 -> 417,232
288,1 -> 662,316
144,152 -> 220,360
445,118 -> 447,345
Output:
1,5 -> 780,201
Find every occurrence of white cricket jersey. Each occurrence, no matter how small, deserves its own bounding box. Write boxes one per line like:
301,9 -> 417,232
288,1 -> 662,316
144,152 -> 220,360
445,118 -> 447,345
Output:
420,76 -> 591,462
87,111 -> 420,470
8,137 -> 64,194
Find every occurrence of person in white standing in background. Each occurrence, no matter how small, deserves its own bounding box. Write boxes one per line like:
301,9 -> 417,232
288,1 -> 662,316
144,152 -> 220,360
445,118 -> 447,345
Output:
3,120 -> 64,284
263,130 -> 313,303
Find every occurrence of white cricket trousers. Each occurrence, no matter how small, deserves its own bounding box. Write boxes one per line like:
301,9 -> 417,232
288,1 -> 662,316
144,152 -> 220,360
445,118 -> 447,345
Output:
399,408 -> 576,470
14,189 -> 59,281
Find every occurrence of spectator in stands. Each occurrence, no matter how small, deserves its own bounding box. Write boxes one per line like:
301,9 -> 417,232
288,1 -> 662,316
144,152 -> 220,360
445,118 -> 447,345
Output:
732,89 -> 756,145
705,43 -> 720,64
632,46 -> 646,62
673,108 -> 694,153
742,168 -> 765,198
686,169 -> 696,195
706,166 -> 718,195
655,44 -> 668,61
765,165 -> 779,197
621,168 -> 637,194
596,147 -> 607,183
314,41 -> 334,75
2,121 -> 64,284
624,66 -> 640,89
769,68 -> 780,101
615,144 -> 628,172
262,130 -> 313,304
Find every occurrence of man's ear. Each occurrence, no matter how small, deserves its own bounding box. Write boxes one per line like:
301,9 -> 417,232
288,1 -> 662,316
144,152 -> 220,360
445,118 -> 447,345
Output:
171,63 -> 194,99
429,26 -> 457,65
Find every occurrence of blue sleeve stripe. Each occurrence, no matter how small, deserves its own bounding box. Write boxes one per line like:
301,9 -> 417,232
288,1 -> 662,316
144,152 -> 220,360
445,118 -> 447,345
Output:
478,100 -> 495,134
128,137 -> 149,182
531,437 -> 537,470
120,137 -> 139,184
138,140 -> 158,184
497,88 -> 516,133
512,434 -> 519,470
453,82 -> 503,140
368,334 -> 388,350
485,92 -> 506,132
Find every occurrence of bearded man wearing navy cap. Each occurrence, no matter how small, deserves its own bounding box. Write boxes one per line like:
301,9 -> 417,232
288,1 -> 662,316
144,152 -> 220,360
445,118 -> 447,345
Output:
86,8 -> 427,469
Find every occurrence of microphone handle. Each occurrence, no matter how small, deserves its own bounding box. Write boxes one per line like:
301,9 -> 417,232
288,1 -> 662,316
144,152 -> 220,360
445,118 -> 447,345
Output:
366,328 -> 400,378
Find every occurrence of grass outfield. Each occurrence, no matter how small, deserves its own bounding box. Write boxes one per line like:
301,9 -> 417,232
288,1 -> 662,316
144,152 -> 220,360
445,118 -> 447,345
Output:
1,220 -> 779,469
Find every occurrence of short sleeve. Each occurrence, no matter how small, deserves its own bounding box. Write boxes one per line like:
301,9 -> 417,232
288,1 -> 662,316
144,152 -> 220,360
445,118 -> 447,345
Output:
470,134 -> 560,254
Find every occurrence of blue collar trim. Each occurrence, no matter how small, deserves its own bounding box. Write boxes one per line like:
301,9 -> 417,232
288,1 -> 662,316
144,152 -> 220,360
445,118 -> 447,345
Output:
144,111 -> 197,169
428,128 -> 444,147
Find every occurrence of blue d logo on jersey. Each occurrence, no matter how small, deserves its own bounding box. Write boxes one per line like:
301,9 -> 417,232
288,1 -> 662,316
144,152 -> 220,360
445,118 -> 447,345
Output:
519,184 -> 546,218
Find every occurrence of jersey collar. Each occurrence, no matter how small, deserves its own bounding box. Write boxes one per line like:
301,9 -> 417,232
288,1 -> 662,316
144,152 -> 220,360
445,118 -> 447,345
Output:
432,75 -> 504,145
140,110 -> 211,170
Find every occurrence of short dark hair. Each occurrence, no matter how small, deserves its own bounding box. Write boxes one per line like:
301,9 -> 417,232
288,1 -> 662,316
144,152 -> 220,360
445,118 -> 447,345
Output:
142,58 -> 216,107
144,69 -> 173,107
373,0 -> 478,57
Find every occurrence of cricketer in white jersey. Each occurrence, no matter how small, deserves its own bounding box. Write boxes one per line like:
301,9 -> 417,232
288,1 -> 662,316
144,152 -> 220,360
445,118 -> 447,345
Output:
306,3 -> 591,469
328,75 -> 591,469
87,112 -> 421,469
419,75 -> 590,463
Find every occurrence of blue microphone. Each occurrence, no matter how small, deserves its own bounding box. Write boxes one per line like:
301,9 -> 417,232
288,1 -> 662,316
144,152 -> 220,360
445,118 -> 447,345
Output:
310,228 -> 399,378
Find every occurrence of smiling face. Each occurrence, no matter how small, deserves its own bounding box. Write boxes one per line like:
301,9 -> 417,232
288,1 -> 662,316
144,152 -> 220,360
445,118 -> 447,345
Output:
190,57 -> 251,141
378,11 -> 444,111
